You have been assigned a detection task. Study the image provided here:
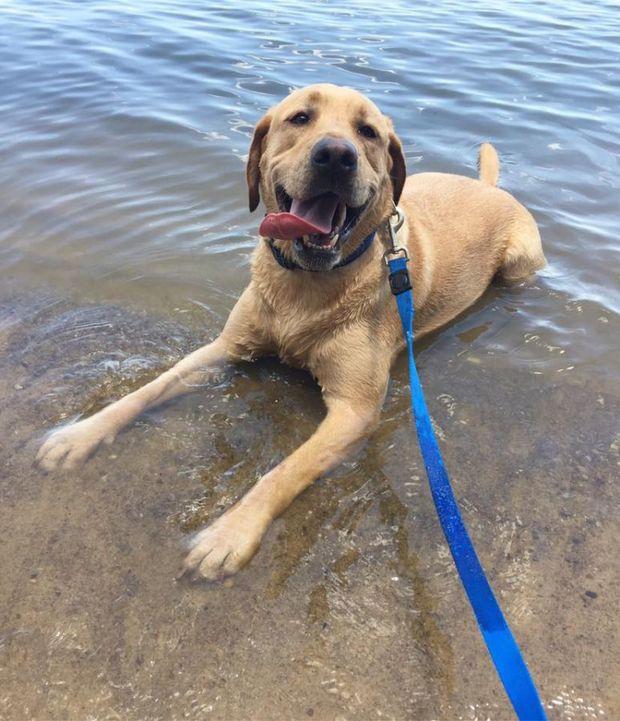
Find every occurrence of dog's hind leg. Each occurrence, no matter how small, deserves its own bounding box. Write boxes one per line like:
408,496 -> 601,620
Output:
498,206 -> 546,281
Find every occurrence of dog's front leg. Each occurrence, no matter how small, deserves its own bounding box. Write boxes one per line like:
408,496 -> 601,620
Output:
37,289 -> 264,470
183,385 -> 386,581
36,337 -> 234,471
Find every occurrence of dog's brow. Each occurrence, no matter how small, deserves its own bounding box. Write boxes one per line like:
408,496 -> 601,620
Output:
354,110 -> 374,126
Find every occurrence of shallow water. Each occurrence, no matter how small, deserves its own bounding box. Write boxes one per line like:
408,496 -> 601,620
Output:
0,1 -> 618,720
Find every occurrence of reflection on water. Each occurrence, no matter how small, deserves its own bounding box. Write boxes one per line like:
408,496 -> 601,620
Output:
0,1 -> 618,720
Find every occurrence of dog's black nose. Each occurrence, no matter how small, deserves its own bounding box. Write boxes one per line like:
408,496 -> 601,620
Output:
311,137 -> 358,173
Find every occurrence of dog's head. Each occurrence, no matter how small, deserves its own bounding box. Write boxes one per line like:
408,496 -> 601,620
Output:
247,84 -> 406,271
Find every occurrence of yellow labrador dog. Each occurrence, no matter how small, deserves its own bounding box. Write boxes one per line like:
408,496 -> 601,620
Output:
37,84 -> 545,580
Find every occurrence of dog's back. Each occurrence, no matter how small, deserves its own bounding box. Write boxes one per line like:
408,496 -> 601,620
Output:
399,144 -> 545,334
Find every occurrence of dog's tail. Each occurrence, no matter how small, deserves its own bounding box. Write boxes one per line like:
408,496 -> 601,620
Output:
478,142 -> 500,186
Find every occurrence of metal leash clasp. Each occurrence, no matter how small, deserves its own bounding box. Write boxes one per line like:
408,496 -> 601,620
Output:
383,204 -> 407,265
383,205 -> 412,295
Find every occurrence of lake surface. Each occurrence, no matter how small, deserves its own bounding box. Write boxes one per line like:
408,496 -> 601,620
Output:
0,1 -> 618,720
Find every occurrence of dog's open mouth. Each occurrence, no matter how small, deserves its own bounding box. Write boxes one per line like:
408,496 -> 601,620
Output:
258,186 -> 371,250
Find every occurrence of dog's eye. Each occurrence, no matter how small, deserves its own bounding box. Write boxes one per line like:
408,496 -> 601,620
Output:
289,112 -> 310,126
358,124 -> 377,139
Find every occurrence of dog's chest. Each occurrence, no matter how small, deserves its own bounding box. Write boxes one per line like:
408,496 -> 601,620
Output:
252,257 -> 388,369
266,305 -> 335,368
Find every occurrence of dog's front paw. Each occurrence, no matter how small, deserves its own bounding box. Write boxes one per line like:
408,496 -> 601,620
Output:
182,507 -> 268,581
36,417 -> 117,471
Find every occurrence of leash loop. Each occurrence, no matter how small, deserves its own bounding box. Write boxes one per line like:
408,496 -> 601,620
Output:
387,212 -> 546,720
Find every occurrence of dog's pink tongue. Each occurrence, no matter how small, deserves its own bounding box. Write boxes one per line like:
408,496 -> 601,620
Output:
259,192 -> 339,240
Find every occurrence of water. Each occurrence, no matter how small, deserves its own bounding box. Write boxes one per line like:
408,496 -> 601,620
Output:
0,2 -> 618,719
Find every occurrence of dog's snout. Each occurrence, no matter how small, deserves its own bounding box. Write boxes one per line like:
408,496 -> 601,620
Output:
311,137 -> 358,174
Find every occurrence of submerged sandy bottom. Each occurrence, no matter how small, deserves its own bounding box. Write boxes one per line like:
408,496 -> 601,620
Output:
0,281 -> 617,721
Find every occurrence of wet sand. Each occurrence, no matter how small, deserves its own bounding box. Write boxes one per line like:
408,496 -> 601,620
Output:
1,279 -> 617,721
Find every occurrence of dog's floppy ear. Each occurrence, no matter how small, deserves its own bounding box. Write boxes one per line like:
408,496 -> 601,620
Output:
246,113 -> 272,212
385,118 -> 406,205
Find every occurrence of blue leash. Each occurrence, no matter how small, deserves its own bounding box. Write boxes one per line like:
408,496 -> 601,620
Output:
386,213 -> 546,721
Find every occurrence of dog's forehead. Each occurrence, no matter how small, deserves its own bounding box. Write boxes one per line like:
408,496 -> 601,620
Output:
274,84 -> 384,122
